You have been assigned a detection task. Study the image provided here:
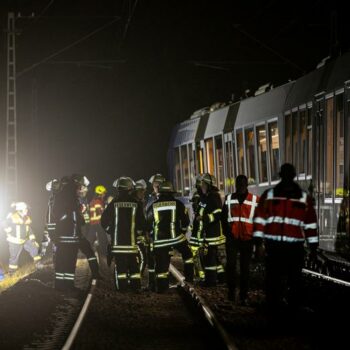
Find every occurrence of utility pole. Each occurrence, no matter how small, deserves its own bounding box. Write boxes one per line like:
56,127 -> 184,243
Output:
5,12 -> 18,202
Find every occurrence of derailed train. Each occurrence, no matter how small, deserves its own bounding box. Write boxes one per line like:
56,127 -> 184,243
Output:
168,52 -> 350,277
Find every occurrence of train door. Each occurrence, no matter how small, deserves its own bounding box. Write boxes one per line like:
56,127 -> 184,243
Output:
314,90 -> 346,251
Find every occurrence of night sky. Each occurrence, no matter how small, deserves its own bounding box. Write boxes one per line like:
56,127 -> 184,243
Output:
0,0 -> 349,228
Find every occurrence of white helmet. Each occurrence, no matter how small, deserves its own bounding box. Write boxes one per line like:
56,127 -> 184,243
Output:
12,202 -> 28,212
135,179 -> 147,190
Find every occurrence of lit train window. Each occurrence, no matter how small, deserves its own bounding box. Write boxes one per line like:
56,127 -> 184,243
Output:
189,143 -> 195,188
215,136 -> 224,190
245,128 -> 256,184
292,112 -> 298,172
335,94 -> 344,198
225,140 -> 235,192
205,138 -> 215,175
236,130 -> 245,176
196,142 -> 204,174
268,122 -> 280,181
307,108 -> 312,177
299,110 -> 307,175
256,124 -> 268,183
181,145 -> 190,195
174,148 -> 181,192
285,113 -> 292,163
325,97 -> 334,198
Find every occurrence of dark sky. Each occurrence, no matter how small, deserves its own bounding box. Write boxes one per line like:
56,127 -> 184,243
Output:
0,0 -> 349,227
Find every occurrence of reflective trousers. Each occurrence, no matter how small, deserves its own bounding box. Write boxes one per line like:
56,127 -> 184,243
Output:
225,237 -> 253,300
154,241 -> 194,293
8,240 -> 41,272
113,253 -> 141,291
55,242 -> 79,290
79,236 -> 99,277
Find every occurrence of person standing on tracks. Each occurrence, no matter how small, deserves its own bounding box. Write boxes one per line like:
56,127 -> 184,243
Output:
221,175 -> 259,304
53,175 -> 101,291
253,163 -> 319,311
2,202 -> 41,274
88,185 -> 108,259
189,174 -> 226,286
147,180 -> 194,292
101,177 -> 146,291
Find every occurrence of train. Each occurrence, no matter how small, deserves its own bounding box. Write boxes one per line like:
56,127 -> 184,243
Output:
168,52 -> 350,278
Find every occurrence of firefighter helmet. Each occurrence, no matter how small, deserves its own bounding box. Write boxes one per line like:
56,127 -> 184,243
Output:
95,185 -> 107,195
46,179 -> 60,192
11,202 -> 28,212
72,174 -> 90,187
148,173 -> 165,185
201,173 -> 217,187
113,177 -> 135,191
159,181 -> 176,193
195,174 -> 203,187
135,179 -> 147,190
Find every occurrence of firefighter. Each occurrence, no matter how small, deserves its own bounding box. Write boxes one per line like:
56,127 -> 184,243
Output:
133,179 -> 148,275
40,179 -> 61,258
88,185 -> 108,258
3,202 -> 41,274
221,175 -> 259,304
253,163 -> 318,311
145,173 -> 165,212
190,174 -> 205,281
53,175 -> 100,291
189,173 -> 226,286
147,180 -> 194,292
101,177 -> 146,291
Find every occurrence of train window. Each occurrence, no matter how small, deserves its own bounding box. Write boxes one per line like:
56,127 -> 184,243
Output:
256,124 -> 268,183
325,97 -> 334,197
225,140 -> 234,192
307,108 -> 312,177
174,147 -> 181,192
205,138 -> 215,175
292,112 -> 298,173
196,142 -> 204,174
245,128 -> 256,184
188,143 -> 195,189
335,93 -> 344,198
236,130 -> 245,175
181,145 -> 190,195
299,110 -> 307,175
268,121 -> 280,181
285,113 -> 292,163
215,136 -> 224,191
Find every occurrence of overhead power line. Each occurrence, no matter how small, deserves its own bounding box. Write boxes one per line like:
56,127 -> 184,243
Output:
17,16 -> 120,77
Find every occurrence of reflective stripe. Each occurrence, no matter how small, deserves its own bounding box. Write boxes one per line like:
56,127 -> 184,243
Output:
265,216 -> 303,226
29,234 -> 36,240
307,236 -> 319,243
9,264 -> 18,269
156,272 -> 169,278
227,217 -> 253,224
117,273 -> 128,279
185,258 -> 194,264
156,205 -> 176,212
304,223 -> 317,230
7,235 -> 26,244
204,266 -> 217,271
148,269 -> 155,273
33,256 -> 41,261
208,213 -> 214,222
130,273 -> 141,279
254,217 -> 266,225
264,234 -> 305,242
253,231 -> 265,238
88,257 -> 97,261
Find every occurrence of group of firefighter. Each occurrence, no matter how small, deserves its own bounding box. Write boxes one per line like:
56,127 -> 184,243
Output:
1,162 -> 320,311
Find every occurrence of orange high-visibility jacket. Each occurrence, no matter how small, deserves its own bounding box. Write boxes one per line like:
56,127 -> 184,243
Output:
222,192 -> 259,240
253,188 -> 318,244
89,197 -> 105,225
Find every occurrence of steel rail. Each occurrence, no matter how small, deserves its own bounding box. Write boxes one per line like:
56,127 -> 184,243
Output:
302,268 -> 350,287
169,264 -> 238,350
61,279 -> 97,350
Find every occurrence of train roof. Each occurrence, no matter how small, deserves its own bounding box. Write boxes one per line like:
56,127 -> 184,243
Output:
171,52 -> 350,148
234,82 -> 293,127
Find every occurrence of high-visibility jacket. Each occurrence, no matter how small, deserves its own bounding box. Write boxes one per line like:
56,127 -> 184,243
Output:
253,184 -> 318,244
79,197 -> 90,224
190,190 -> 226,247
101,192 -> 146,254
222,192 -> 259,240
146,194 -> 189,249
44,194 -> 57,241
89,197 -> 105,225
4,212 -> 35,244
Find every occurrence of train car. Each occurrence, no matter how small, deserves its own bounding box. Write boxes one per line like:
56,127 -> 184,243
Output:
168,52 -> 350,274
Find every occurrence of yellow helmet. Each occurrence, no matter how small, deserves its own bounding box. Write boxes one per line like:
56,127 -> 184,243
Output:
95,185 -> 107,195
